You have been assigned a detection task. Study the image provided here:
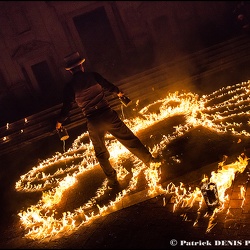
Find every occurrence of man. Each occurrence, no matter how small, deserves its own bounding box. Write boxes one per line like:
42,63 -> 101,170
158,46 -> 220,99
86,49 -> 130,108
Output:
56,52 -> 159,187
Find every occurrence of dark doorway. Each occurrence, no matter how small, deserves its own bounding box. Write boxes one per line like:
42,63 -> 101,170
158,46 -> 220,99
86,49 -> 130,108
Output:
73,6 -> 121,73
31,61 -> 55,94
31,60 -> 58,109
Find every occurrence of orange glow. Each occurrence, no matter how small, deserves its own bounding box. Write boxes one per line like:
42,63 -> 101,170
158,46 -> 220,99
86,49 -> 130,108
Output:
16,80 -> 250,240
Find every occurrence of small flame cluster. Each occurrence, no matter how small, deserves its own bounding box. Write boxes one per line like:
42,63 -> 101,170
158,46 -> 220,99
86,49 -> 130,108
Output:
16,80 -> 250,241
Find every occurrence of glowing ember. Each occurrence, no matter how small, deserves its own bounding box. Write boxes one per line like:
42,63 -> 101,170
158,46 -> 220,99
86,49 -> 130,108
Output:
16,80 -> 250,240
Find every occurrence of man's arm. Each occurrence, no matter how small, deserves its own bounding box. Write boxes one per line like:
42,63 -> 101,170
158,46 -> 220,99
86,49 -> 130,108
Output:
56,83 -> 75,129
93,72 -> 120,94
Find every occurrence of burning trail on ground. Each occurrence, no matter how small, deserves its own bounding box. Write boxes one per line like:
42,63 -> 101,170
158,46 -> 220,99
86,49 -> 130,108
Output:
16,80 -> 250,241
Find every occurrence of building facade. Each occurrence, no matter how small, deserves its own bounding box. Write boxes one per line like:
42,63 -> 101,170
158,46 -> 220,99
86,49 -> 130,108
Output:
0,1 -> 237,125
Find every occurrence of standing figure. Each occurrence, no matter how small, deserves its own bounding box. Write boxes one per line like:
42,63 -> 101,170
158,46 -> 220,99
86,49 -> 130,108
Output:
233,1 -> 250,34
56,52 -> 159,187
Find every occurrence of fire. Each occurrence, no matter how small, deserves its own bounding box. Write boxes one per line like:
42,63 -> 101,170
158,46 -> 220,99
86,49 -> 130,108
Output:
16,80 -> 250,240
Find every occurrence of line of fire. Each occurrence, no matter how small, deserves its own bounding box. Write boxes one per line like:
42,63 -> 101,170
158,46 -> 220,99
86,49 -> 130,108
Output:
13,80 -> 250,241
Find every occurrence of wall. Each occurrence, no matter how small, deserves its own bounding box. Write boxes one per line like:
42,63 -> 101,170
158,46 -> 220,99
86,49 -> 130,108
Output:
0,1 -> 237,126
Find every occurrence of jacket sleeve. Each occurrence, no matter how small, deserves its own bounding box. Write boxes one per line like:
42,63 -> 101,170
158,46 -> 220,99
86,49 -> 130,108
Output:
57,83 -> 75,123
93,72 -> 120,94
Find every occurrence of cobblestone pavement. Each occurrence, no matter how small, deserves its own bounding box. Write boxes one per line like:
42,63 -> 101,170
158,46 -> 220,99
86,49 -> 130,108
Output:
1,75 -> 250,249
1,119 -> 250,249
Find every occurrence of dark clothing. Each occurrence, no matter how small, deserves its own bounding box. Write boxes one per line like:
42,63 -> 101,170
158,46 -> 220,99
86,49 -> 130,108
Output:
87,108 -> 152,177
58,71 -> 119,122
58,71 -> 153,178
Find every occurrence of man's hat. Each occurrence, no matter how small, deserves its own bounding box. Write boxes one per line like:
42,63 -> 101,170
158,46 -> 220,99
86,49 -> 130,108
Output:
64,52 -> 85,70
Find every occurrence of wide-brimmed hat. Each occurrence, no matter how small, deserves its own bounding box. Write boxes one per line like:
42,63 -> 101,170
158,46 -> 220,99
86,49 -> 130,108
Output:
64,52 -> 85,70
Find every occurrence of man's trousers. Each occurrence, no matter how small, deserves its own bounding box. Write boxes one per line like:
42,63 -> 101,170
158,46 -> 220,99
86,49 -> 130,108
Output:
86,108 -> 152,178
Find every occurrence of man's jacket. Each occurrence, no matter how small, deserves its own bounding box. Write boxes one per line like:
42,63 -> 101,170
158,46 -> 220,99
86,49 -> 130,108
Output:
58,71 -> 120,122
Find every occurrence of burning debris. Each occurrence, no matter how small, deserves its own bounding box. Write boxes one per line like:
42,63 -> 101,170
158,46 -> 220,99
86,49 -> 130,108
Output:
201,180 -> 220,210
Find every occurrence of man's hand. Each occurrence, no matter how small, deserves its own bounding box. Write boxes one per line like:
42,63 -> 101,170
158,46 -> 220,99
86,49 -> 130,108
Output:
56,121 -> 62,130
117,92 -> 124,98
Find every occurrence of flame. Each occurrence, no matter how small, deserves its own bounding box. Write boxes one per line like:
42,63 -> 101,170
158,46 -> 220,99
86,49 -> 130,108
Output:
16,80 -> 250,240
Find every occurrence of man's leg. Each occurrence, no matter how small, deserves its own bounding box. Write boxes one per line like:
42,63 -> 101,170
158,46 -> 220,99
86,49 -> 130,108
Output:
107,110 -> 153,166
87,120 -> 118,185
